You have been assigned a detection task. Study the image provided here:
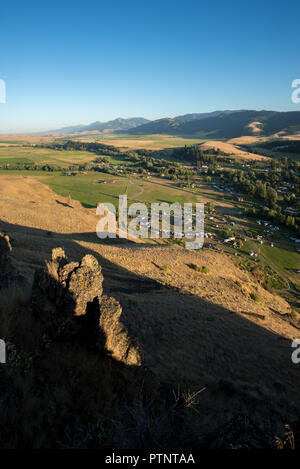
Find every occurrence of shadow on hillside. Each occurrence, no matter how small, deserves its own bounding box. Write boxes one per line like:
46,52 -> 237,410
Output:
1,219 -> 300,435
56,199 -> 73,208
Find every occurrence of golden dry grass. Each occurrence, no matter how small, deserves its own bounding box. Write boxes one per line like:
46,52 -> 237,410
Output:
227,136 -> 265,145
272,132 -> 300,140
0,175 -> 293,334
94,138 -> 171,150
72,134 -> 205,150
246,121 -> 263,134
199,140 -> 270,160
0,134 -> 54,144
1,173 -> 300,421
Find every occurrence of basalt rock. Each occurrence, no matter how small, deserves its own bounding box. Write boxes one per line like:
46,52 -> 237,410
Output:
100,295 -> 142,365
32,248 -> 141,365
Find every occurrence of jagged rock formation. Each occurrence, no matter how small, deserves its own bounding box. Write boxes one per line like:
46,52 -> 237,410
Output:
48,248 -> 103,316
100,295 -> 142,365
0,234 -> 141,365
0,235 -> 151,448
32,246 -> 141,365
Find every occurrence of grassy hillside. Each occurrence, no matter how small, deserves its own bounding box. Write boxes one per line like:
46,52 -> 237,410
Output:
244,139 -> 300,161
1,174 -> 300,448
80,134 -> 206,150
125,110 -> 300,139
0,146 -> 96,167
42,173 -> 198,208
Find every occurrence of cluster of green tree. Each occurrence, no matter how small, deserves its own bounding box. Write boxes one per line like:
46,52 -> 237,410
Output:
0,152 -> 194,182
37,140 -> 178,163
123,154 -> 196,179
245,205 -> 299,234
0,162 -> 65,171
252,140 -> 300,155
213,162 -> 300,233
171,145 -> 235,165
213,157 -> 299,196
36,140 -> 120,156
222,171 -> 281,203
36,140 -> 240,169
92,156 -> 109,163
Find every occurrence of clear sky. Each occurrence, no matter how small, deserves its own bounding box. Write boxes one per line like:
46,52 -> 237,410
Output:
0,0 -> 300,132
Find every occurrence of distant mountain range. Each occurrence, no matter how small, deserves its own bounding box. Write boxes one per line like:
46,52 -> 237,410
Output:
47,110 -> 300,139
124,110 -> 300,139
47,117 -> 150,134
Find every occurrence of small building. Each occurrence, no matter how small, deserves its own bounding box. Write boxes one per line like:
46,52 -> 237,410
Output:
284,207 -> 298,216
224,237 -> 235,243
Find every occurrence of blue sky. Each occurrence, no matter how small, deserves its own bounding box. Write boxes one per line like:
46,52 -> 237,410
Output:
0,0 -> 300,132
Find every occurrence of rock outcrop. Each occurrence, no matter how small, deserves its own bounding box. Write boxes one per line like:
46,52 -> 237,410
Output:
100,295 -> 142,365
0,237 -> 149,449
0,235 -> 141,366
32,247 -> 141,365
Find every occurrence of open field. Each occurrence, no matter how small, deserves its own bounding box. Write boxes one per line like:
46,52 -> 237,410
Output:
0,134 -> 271,161
0,132 -> 207,150
199,140 -> 270,161
41,173 -> 200,208
70,133 -> 207,150
0,145 -> 137,167
0,166 -> 200,208
252,242 -> 300,287
0,146 -> 99,167
227,136 -> 267,145
0,133 -> 206,151
0,134 -> 55,144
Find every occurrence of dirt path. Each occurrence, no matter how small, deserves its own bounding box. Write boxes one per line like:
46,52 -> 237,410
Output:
128,179 -> 145,198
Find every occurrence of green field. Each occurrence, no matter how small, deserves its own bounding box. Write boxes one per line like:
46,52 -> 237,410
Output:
0,166 -> 199,208
0,146 -> 98,167
253,241 -> 300,287
0,142 -> 200,209
0,157 -> 33,165
0,140 -> 27,145
38,172 -> 198,208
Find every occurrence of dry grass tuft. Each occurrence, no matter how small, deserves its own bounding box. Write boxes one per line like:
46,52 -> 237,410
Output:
45,260 -> 59,281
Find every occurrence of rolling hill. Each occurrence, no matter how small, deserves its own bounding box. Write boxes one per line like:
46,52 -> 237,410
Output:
47,117 -> 150,134
124,110 -> 300,139
46,110 -> 300,140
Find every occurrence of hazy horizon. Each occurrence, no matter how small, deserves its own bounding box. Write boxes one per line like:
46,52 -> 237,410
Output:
2,107 -> 300,135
